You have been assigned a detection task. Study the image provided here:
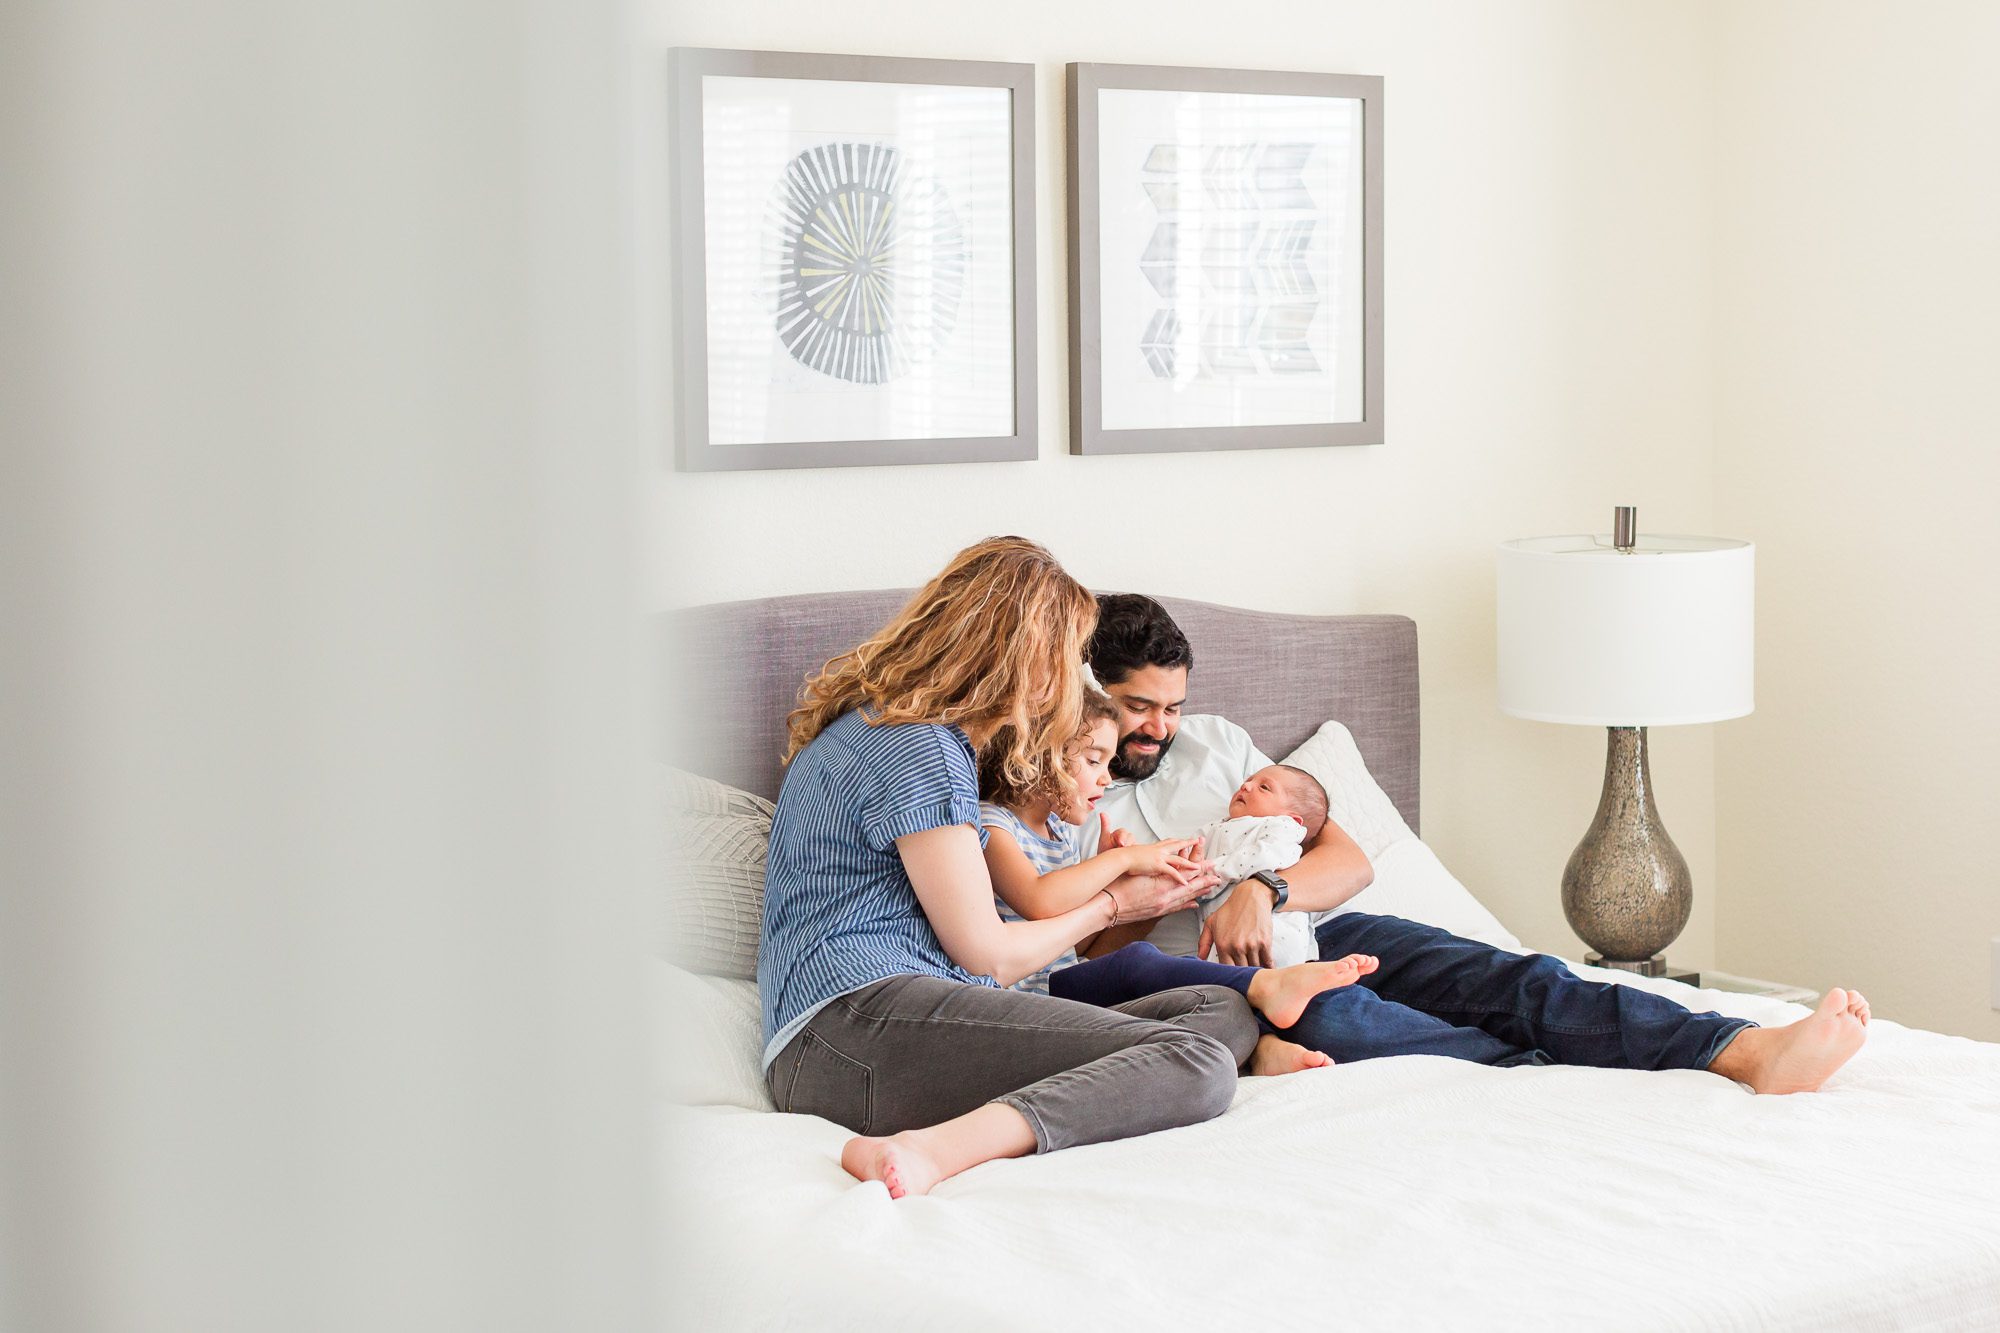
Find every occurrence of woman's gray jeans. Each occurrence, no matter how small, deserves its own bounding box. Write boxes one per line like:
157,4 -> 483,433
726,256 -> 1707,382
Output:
766,975 -> 1260,1153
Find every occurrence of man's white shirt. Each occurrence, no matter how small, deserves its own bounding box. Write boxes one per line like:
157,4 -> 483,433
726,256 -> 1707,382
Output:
1081,714 -> 1272,958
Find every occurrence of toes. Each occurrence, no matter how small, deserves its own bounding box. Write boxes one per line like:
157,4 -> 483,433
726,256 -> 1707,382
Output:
1817,987 -> 1847,1016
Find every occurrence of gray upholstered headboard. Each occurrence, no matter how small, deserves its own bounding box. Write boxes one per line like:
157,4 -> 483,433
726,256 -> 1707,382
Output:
662,591 -> 1421,834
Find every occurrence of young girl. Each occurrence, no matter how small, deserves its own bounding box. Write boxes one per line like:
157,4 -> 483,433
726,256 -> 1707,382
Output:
980,689 -> 1379,1075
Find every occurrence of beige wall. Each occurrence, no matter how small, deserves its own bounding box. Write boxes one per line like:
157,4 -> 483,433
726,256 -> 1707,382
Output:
646,2 -> 1732,972
1712,1 -> 2000,1039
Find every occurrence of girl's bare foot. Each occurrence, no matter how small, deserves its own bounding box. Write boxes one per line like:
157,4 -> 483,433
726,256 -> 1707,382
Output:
840,1131 -> 948,1199
1708,988 -> 1868,1094
1245,954 -> 1379,1029
1249,1033 -> 1334,1076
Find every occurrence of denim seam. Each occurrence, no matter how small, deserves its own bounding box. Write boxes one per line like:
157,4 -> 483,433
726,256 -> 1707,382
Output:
1413,1003 -> 1623,1037
777,1036 -> 811,1113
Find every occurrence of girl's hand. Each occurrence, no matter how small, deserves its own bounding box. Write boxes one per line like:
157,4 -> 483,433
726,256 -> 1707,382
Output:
1120,838 -> 1205,882
1098,813 -> 1134,851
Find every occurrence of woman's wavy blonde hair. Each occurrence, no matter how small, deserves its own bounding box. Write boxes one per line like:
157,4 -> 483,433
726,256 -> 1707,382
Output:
784,537 -> 1097,806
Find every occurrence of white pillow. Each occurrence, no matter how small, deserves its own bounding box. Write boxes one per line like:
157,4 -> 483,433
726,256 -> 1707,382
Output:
1279,720 -> 1413,860
1279,721 -> 1523,952
1328,838 -> 1524,953
653,962 -> 774,1111
658,765 -> 772,979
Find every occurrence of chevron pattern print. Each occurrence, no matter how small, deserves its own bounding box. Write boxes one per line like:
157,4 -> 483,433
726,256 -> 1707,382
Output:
1137,141 -> 1323,381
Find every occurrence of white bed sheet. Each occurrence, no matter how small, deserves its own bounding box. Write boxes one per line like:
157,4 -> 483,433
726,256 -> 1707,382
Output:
661,970 -> 2000,1331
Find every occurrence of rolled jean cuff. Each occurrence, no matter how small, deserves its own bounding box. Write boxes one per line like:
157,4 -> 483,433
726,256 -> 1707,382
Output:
992,1094 -> 1054,1154
1694,1017 -> 1759,1071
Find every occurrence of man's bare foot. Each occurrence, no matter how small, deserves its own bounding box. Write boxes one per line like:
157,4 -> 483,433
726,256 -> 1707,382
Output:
1248,1033 -> 1334,1076
1245,954 -> 1379,1029
1708,988 -> 1868,1094
840,1131 -> 948,1199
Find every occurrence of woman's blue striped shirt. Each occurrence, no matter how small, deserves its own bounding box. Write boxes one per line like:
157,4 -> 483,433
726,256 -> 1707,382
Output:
757,709 -> 994,1069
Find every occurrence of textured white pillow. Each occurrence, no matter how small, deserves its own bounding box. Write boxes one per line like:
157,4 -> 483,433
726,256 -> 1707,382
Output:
1279,721 -> 1524,953
659,765 -> 772,979
653,962 -> 773,1111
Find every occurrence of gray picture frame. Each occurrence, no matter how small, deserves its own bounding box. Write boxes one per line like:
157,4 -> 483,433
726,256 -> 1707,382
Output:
670,48 -> 1037,472
1067,62 -> 1385,456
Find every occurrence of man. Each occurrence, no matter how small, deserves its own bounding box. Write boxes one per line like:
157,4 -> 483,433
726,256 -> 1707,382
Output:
1079,593 -> 1869,1091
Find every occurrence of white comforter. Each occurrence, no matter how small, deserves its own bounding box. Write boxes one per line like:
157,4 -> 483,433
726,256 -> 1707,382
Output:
661,971 -> 2000,1331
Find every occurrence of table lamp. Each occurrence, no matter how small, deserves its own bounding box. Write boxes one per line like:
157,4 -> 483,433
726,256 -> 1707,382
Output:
1496,507 -> 1754,975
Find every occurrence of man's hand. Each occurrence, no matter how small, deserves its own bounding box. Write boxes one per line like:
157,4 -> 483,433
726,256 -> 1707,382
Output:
1197,879 -> 1275,967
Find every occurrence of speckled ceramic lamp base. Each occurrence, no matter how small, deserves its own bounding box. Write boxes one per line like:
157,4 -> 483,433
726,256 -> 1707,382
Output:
1562,726 -> 1691,974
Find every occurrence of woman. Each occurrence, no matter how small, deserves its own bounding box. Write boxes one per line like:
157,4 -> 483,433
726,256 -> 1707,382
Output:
758,537 -> 1258,1199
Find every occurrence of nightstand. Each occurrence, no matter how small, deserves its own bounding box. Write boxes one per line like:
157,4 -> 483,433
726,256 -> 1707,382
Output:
1692,971 -> 1820,1005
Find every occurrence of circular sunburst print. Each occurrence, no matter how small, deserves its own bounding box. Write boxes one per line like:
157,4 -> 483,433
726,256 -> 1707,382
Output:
771,141 -> 967,384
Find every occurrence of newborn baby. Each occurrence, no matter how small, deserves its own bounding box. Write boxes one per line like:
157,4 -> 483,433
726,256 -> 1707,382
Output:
1196,764 -> 1330,969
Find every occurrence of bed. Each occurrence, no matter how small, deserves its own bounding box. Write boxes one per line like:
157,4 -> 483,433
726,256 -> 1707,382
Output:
658,591 -> 2000,1331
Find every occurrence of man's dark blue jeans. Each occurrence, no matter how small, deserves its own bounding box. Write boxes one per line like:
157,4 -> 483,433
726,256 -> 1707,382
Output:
1292,912 -> 1754,1071
1050,914 -> 1755,1072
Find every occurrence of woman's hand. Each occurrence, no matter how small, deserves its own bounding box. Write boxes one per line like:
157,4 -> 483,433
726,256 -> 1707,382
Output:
1105,862 -> 1222,924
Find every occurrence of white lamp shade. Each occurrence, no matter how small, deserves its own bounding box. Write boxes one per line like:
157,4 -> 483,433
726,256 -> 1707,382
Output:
1497,534 -> 1754,726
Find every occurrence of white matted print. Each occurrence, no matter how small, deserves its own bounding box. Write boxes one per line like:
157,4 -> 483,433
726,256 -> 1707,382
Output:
675,52 -> 1034,471
1067,64 -> 1381,456
1097,89 -> 1361,432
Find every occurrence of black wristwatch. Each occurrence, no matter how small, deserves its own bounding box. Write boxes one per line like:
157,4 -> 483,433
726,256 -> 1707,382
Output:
1249,869 -> 1290,911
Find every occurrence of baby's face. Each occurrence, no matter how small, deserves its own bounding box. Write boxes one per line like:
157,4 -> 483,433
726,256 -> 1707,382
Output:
1058,719 -> 1119,826
1228,766 -> 1306,825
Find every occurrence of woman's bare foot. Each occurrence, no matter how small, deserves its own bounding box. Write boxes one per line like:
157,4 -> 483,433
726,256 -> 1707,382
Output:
1708,988 -> 1869,1094
840,1131 -> 948,1200
837,1103 -> 1037,1200
1249,1033 -> 1334,1076
1245,954 -> 1379,1029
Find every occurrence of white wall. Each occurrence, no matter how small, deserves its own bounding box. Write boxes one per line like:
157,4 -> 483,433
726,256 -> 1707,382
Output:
647,1 -> 1723,969
2,3 -> 655,1326
1713,1 -> 2000,1040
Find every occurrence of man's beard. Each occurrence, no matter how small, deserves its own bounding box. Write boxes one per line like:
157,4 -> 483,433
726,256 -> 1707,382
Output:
1110,730 -> 1174,781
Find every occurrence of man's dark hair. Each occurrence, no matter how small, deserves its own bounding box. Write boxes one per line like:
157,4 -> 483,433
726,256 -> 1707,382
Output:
1088,593 -> 1194,685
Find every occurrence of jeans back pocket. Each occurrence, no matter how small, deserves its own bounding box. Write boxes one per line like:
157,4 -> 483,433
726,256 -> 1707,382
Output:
775,1029 -> 874,1133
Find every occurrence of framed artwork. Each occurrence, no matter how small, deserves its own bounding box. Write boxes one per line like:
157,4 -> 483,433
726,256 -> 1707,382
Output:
671,49 -> 1036,471
1067,63 -> 1384,456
